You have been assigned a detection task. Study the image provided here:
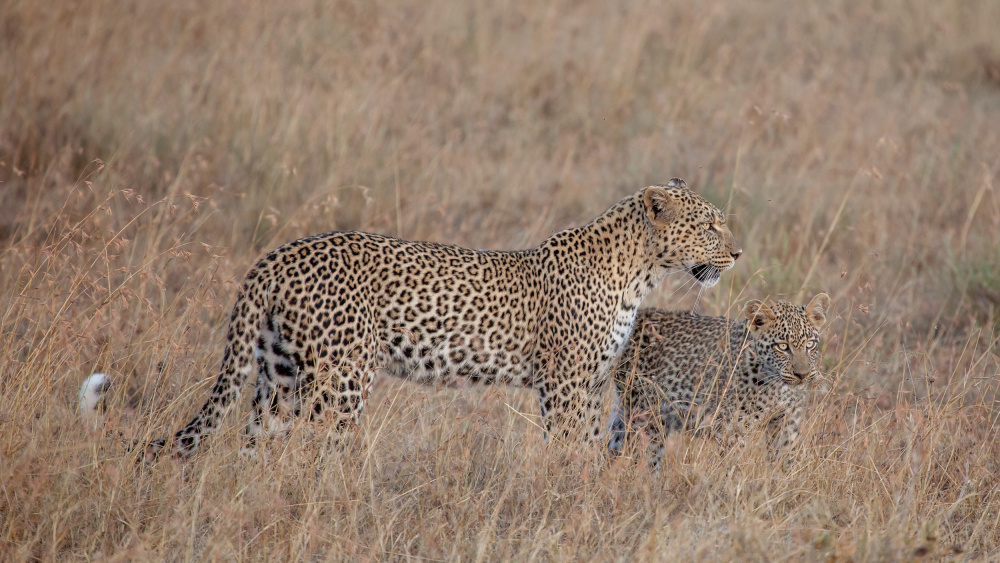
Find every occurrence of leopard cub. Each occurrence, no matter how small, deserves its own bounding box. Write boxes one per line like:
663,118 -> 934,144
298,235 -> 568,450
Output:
609,293 -> 831,465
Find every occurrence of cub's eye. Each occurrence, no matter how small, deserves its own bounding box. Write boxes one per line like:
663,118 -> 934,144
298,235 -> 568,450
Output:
702,222 -> 712,231
806,340 -> 818,349
773,342 -> 790,352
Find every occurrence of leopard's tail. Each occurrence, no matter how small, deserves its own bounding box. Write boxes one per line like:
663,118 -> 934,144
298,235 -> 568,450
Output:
79,373 -> 111,430
145,275 -> 270,461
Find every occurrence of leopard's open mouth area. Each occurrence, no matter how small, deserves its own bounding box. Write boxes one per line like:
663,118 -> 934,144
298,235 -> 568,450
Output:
687,263 -> 721,287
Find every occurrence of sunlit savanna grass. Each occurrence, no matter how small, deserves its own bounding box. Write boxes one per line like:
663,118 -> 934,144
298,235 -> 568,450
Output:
2,0 -> 1000,559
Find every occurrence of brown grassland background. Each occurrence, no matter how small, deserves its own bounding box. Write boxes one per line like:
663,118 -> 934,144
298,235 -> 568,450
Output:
3,0 -> 1000,560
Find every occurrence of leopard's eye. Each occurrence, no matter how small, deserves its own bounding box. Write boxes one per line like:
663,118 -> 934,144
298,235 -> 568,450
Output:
773,342 -> 790,352
806,339 -> 818,349
702,222 -> 712,231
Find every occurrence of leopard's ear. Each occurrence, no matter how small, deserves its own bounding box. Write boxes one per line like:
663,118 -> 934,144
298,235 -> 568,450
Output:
665,177 -> 688,190
643,186 -> 679,225
805,293 -> 832,328
742,299 -> 776,332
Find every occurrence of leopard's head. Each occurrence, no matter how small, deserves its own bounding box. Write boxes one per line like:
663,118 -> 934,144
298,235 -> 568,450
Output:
641,178 -> 742,288
742,293 -> 832,386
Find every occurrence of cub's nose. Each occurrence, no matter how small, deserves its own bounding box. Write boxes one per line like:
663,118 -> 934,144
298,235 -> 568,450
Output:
792,371 -> 807,381
731,249 -> 742,260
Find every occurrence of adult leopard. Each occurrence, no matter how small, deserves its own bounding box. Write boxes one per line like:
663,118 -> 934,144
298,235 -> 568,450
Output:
148,179 -> 741,459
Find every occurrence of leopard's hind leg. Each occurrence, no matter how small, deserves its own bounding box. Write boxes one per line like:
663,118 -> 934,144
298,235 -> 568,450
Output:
242,311 -> 307,458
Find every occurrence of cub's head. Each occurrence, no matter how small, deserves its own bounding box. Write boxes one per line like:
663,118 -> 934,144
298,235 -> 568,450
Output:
641,179 -> 742,288
742,293 -> 832,386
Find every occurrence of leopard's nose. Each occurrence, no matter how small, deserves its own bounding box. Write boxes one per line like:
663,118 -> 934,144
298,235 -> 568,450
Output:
731,249 -> 742,260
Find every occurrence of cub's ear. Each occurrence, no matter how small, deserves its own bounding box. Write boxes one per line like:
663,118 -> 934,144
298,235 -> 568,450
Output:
643,186 -> 678,224
742,299 -> 776,332
805,293 -> 832,328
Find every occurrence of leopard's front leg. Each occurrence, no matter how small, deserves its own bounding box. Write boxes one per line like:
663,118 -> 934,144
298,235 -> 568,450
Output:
535,369 -> 612,447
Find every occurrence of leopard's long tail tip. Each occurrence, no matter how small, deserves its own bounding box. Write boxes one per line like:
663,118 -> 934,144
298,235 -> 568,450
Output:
78,373 -> 172,464
79,373 -> 111,427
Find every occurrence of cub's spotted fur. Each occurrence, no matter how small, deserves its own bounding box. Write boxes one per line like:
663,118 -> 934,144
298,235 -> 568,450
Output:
610,294 -> 831,465
149,179 -> 741,459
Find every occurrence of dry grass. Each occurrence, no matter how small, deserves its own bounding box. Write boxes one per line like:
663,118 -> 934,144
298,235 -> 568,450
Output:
2,0 -> 1000,560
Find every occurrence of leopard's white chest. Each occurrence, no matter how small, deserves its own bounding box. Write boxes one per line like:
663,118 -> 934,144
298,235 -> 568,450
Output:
600,292 -> 644,376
